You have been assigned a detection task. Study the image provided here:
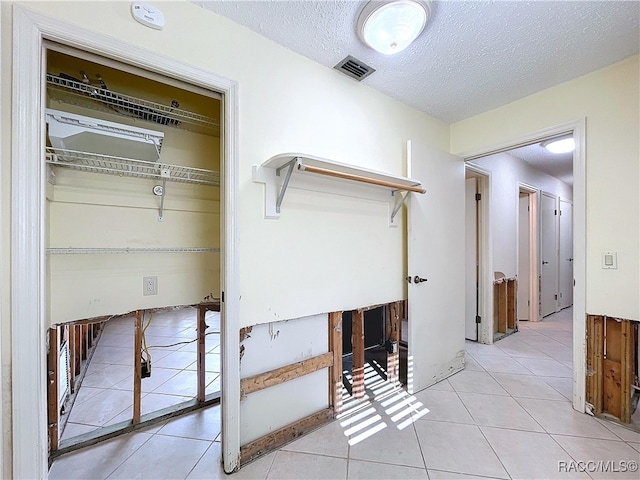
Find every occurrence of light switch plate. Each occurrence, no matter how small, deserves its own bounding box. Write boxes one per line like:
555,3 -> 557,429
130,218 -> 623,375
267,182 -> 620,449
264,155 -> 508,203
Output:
601,252 -> 617,269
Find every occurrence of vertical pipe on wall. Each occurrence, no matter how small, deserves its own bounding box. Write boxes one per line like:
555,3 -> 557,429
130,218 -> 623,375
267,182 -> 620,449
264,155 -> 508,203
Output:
197,305 -> 206,403
133,310 -> 142,424
387,302 -> 400,385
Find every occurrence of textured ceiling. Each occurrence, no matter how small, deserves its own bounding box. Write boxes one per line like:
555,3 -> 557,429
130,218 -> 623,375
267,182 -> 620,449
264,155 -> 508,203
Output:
193,0 -> 638,184
194,0 -> 640,124
508,140 -> 574,186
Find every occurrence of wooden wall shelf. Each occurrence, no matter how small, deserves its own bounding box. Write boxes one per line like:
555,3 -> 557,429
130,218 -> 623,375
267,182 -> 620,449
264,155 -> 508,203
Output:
252,153 -> 425,225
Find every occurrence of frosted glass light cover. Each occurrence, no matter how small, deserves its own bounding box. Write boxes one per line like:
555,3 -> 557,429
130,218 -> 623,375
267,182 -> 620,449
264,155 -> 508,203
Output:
544,137 -> 575,154
358,1 -> 428,55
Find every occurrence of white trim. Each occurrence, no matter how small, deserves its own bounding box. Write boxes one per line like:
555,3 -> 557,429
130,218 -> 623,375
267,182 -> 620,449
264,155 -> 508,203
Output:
571,119 -> 586,413
463,164 -> 492,344
517,184 -> 541,323
0,2 -> 5,478
460,119 -> 587,413
12,8 -> 48,478
11,7 -> 241,477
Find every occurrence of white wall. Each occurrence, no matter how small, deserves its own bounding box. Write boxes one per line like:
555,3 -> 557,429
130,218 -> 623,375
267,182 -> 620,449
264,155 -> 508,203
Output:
8,0 -> 449,328
1,1 -> 452,472
45,51 -> 222,325
453,56 -> 639,321
239,314 -> 328,444
469,152 -> 572,278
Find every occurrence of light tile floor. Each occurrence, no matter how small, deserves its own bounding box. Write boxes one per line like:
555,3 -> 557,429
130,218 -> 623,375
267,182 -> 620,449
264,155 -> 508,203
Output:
50,307 -> 640,479
60,307 -> 221,441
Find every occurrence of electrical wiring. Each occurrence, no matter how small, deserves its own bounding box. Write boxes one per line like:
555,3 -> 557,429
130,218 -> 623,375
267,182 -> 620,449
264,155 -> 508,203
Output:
146,330 -> 221,349
141,310 -> 153,374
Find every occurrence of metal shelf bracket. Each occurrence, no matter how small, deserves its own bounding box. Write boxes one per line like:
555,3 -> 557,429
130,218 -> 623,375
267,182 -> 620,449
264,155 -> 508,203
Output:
158,175 -> 168,222
390,191 -> 409,227
275,157 -> 301,214
252,153 -> 425,223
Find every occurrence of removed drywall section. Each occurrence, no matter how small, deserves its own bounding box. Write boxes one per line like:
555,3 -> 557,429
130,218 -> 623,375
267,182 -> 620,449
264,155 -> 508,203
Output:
586,315 -> 639,424
239,314 -> 329,445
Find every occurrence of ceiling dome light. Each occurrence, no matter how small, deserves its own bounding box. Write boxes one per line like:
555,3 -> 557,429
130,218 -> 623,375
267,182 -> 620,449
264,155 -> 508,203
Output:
543,137 -> 575,154
357,0 -> 430,55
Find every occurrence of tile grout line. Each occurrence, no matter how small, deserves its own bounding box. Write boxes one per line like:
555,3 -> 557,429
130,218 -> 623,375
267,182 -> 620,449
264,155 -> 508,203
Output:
101,429 -> 157,480
410,414 -> 430,476
475,424 -> 512,480
181,439 -> 215,480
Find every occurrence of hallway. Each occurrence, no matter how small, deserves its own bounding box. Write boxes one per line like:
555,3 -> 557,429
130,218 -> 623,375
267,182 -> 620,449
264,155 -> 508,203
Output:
49,308 -> 640,479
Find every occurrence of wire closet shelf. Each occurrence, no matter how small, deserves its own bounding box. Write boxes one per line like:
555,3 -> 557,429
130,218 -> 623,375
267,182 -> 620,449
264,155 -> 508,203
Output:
46,74 -> 220,136
45,147 -> 220,186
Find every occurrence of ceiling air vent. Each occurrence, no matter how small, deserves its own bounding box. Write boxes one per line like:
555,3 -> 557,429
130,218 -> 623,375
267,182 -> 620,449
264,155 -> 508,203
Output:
333,55 -> 375,81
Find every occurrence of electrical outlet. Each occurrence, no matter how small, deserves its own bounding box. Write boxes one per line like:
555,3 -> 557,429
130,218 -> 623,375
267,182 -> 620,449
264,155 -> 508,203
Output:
143,276 -> 158,296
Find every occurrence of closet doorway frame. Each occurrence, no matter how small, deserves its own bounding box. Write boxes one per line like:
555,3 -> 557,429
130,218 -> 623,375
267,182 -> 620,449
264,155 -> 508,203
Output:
11,7 -> 240,478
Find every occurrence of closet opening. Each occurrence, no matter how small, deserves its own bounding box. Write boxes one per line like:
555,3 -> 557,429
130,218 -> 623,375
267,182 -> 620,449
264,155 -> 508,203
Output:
44,45 -> 224,463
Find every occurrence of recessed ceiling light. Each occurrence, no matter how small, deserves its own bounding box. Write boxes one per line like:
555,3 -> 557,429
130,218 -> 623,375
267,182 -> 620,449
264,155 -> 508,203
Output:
543,137 -> 575,154
357,0 -> 431,55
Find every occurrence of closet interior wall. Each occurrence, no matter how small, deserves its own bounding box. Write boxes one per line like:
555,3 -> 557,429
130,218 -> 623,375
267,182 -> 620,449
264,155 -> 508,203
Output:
44,47 -> 223,454
45,49 -> 222,326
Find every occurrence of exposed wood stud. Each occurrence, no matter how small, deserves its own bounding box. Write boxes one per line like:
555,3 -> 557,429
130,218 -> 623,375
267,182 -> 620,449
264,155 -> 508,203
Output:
328,312 -> 343,415
69,325 -> 77,391
586,315 -> 604,413
47,327 -> 60,453
603,317 -> 623,419
498,282 -> 507,333
506,279 -> 517,330
620,319 -> 633,423
133,310 -> 143,425
73,326 -> 82,377
352,309 -> 365,399
240,408 -> 333,465
593,315 -> 604,413
241,353 -> 333,397
81,325 -> 88,360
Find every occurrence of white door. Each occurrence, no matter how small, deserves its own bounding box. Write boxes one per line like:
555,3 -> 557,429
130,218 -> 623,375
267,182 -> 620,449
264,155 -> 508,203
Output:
517,193 -> 530,321
541,193 -> 558,317
465,178 -> 478,340
559,199 -> 573,309
407,140 -> 465,393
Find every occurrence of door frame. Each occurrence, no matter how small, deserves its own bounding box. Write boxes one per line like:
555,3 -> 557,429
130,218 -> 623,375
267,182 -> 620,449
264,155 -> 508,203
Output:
558,197 -> 574,310
517,184 -> 540,322
463,165 -> 492,344
459,119 -> 586,414
11,7 -> 241,478
540,191 -> 560,317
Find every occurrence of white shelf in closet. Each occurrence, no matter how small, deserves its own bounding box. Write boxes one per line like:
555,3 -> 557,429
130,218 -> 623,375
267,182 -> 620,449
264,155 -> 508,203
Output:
45,147 -> 220,186
46,73 -> 219,136
46,247 -> 220,255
